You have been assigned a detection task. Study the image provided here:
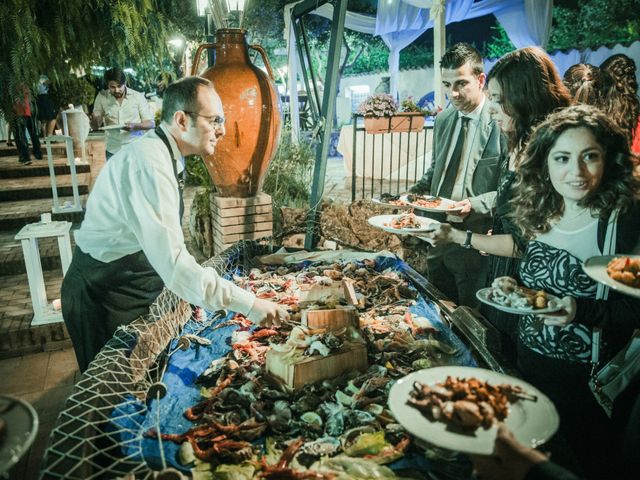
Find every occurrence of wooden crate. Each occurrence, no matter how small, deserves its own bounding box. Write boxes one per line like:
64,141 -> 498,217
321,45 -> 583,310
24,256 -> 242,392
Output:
211,193 -> 273,251
302,307 -> 358,330
265,343 -> 368,391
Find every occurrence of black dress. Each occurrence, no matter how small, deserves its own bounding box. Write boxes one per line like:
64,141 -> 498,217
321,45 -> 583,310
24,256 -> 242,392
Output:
480,169 -> 523,356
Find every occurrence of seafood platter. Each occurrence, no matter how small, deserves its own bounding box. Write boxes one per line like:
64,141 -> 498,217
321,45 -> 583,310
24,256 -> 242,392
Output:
371,193 -> 412,209
399,194 -> 464,213
476,276 -> 562,315
98,247 -> 522,479
583,254 -> 640,298
389,367 -> 558,455
368,212 -> 440,234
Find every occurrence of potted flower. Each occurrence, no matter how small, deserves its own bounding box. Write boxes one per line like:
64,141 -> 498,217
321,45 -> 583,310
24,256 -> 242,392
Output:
357,94 -> 427,134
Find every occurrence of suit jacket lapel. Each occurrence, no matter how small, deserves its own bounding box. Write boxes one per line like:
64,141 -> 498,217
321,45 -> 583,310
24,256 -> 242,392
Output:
432,111 -> 457,194
464,102 -> 493,194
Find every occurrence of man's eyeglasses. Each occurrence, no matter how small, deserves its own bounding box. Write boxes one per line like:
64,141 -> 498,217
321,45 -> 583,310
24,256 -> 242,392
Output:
184,111 -> 225,129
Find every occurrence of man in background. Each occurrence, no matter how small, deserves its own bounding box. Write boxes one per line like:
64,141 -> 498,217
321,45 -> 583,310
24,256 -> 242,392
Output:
91,67 -> 154,159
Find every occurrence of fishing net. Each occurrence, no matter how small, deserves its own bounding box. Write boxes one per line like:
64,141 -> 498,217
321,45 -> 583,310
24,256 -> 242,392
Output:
39,240 -> 269,479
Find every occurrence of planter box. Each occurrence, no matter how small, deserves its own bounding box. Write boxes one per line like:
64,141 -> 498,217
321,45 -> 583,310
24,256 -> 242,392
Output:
364,112 -> 425,134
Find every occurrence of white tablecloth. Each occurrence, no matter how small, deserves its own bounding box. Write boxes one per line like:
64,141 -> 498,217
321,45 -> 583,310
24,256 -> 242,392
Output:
337,125 -> 433,180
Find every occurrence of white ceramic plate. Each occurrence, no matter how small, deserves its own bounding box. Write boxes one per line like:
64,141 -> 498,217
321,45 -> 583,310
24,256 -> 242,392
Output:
583,255 -> 640,299
371,196 -> 412,209
99,124 -> 126,131
368,214 -> 440,235
400,194 -> 464,213
475,287 -> 563,315
388,367 -> 559,455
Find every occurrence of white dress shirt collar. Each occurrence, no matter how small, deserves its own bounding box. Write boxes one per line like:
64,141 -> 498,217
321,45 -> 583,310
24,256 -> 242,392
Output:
458,95 -> 485,122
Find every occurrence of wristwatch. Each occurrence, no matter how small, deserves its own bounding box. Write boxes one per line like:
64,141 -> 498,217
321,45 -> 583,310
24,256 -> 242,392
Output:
462,230 -> 473,249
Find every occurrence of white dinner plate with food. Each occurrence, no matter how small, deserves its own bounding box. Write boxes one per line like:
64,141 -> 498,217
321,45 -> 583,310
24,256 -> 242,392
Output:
368,213 -> 440,235
388,366 -> 559,455
476,287 -> 563,315
99,124 -> 127,131
583,254 -> 640,299
371,194 -> 412,209
400,194 -> 464,213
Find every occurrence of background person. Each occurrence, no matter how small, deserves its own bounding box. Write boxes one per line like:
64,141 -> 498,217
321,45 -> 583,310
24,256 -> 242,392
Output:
62,77 -> 287,372
36,74 -> 58,138
12,86 -> 42,165
91,67 -> 154,159
600,53 -> 640,153
562,63 -> 607,108
409,42 -> 507,308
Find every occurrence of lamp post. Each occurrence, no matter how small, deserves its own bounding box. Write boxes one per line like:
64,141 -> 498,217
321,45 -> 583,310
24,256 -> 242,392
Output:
167,35 -> 187,77
196,0 -> 216,67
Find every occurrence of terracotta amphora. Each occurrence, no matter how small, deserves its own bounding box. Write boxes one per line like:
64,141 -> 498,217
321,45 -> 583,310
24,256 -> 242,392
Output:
192,29 -> 282,197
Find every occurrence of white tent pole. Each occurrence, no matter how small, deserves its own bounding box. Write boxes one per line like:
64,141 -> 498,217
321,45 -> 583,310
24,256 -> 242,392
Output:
433,0 -> 446,109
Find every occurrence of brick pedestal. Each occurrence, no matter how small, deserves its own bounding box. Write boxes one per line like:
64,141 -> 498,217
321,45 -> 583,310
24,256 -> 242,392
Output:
211,193 -> 273,253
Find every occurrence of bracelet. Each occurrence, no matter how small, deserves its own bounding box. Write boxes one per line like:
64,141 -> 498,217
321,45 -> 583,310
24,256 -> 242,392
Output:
462,230 -> 473,249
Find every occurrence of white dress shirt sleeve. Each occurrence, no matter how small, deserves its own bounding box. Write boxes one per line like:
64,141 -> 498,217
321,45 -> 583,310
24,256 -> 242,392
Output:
137,93 -> 153,122
121,156 -> 255,316
93,92 -> 105,118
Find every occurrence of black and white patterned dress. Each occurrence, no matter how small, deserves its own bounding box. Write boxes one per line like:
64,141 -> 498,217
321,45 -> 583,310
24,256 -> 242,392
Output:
518,240 -> 596,363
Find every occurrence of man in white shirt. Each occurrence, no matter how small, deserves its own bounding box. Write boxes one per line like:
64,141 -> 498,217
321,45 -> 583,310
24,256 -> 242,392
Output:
62,76 -> 288,371
91,67 -> 155,159
409,43 -> 507,308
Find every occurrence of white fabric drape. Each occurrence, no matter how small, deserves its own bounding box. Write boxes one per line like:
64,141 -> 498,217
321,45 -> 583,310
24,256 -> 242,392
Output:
283,0 -> 553,136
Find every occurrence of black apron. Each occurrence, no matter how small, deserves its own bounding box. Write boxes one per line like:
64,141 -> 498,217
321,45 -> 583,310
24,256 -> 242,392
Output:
62,128 -> 184,372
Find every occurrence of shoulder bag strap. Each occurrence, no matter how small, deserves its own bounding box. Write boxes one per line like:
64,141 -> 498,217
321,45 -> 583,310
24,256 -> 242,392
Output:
592,208 -> 620,370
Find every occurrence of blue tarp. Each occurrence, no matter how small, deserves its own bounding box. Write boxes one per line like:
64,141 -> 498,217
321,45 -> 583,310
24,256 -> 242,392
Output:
111,255 -> 477,472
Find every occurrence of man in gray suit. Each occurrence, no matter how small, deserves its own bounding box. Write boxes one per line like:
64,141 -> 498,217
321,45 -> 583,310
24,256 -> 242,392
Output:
410,43 -> 507,308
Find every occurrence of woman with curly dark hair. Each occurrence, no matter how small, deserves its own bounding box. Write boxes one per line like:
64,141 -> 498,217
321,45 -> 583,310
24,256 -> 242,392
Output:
563,63 -> 607,108
600,53 -> 640,153
509,104 -> 640,479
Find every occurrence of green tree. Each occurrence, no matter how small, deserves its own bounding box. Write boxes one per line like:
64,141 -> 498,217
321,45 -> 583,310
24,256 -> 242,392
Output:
484,24 -> 516,60
548,0 -> 640,50
0,0 -> 203,121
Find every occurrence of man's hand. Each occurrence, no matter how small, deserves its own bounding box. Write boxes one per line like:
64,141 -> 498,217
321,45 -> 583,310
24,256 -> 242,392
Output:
447,198 -> 472,218
246,298 -> 289,327
538,296 -> 576,327
470,424 -> 548,480
90,114 -> 103,131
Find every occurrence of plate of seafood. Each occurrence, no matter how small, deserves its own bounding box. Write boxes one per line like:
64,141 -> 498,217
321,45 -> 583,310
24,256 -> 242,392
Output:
371,193 -> 412,209
388,366 -> 559,455
399,194 -> 464,213
368,213 -> 440,235
583,254 -> 640,299
475,276 -> 563,315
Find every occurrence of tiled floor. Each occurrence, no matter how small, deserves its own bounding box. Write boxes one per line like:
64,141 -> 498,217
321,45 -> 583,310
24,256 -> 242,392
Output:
0,349 -> 80,479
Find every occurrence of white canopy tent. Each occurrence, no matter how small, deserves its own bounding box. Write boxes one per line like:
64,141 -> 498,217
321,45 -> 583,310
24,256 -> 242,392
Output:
284,0 -> 553,138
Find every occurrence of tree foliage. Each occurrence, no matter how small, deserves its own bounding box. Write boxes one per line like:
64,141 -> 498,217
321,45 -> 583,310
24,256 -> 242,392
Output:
548,0 -> 640,51
0,0 -> 203,121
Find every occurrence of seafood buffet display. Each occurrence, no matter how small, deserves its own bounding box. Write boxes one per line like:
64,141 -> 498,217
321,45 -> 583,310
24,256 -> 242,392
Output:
120,253 -> 477,478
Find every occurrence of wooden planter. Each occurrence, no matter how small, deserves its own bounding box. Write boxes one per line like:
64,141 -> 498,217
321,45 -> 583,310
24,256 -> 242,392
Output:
364,112 -> 425,134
